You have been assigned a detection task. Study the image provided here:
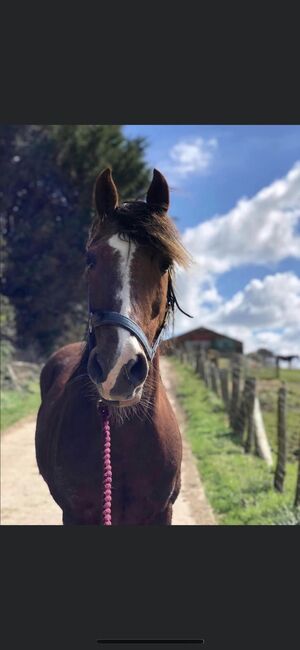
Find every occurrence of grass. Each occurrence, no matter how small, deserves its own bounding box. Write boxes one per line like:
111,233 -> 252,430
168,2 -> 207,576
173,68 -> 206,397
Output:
256,374 -> 300,463
170,358 -> 300,525
0,381 -> 41,432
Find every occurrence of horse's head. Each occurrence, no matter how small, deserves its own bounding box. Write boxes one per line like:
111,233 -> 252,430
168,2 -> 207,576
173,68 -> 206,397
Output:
86,167 -> 189,407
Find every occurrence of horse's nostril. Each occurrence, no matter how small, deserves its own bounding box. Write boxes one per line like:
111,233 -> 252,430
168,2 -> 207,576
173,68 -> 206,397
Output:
127,354 -> 148,386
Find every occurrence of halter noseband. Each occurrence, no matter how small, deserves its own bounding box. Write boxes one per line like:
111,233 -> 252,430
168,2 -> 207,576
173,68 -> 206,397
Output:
87,276 -> 192,362
88,309 -> 166,362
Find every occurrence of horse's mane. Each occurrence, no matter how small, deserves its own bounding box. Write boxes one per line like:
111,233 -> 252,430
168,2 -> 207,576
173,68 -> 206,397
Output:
87,200 -> 191,270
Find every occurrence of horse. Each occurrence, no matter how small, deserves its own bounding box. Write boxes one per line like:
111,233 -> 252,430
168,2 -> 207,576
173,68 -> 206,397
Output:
35,168 -> 190,524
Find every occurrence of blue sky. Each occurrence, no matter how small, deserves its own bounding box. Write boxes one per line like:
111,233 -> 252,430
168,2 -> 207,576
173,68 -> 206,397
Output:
124,125 -> 300,356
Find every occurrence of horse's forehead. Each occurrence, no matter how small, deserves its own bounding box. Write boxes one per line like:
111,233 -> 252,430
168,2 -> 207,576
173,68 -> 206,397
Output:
107,234 -> 136,261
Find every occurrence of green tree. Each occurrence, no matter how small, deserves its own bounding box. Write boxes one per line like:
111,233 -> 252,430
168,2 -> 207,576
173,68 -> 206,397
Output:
1,125 -> 149,355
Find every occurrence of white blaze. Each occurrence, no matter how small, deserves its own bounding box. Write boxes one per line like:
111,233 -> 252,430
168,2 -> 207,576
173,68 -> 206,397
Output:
101,234 -> 146,399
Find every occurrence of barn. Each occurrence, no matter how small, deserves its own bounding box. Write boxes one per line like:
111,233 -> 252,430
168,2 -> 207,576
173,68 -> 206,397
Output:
165,326 -> 243,356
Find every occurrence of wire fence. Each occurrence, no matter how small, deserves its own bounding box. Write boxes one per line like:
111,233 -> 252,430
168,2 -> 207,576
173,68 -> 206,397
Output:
168,342 -> 300,506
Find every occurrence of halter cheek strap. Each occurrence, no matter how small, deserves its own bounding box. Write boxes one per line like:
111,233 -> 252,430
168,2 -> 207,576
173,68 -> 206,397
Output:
89,310 -> 166,361
87,276 -> 193,362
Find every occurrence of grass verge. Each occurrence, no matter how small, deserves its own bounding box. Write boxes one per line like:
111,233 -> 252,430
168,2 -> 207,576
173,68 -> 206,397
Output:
0,381 -> 40,432
170,358 -> 300,525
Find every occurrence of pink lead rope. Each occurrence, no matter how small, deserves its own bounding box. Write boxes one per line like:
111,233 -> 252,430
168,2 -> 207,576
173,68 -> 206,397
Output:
99,404 -> 112,525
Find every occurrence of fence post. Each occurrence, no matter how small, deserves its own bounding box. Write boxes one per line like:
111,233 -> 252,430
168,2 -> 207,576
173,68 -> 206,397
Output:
199,350 -> 206,381
204,360 -> 211,389
220,368 -> 229,411
235,379 -> 248,439
211,363 -> 220,397
244,378 -> 256,453
230,363 -> 241,429
253,396 -> 273,466
274,385 -> 287,492
6,364 -> 22,391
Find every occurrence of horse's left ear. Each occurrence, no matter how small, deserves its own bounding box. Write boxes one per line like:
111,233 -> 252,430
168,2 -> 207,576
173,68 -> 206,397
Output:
146,169 -> 169,213
94,168 -> 119,217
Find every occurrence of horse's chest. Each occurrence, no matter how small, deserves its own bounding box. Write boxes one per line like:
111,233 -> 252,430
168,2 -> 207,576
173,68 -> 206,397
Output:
55,428 -> 178,524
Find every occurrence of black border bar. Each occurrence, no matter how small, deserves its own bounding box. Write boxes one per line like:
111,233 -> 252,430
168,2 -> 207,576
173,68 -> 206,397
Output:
97,642 -> 204,645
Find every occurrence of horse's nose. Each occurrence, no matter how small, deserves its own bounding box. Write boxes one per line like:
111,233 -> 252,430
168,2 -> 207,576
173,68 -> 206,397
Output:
110,353 -> 148,399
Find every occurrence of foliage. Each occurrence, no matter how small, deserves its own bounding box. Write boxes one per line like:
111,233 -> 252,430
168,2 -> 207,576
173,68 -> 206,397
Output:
0,294 -> 16,386
0,125 -> 150,355
170,358 -> 299,525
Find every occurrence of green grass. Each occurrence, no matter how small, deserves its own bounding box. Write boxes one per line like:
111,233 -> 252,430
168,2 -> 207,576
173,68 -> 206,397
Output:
170,358 -> 300,525
256,374 -> 300,463
0,381 -> 41,432
253,367 -> 300,382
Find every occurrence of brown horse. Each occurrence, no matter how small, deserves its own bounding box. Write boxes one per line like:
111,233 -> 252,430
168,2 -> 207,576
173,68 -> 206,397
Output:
35,168 -> 190,524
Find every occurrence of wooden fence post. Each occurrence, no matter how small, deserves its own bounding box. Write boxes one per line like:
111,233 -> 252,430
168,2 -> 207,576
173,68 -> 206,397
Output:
230,364 -> 241,429
235,378 -> 249,438
253,396 -> 273,466
204,360 -> 211,389
6,364 -> 21,391
211,363 -> 220,397
244,378 -> 256,453
274,385 -> 287,492
199,350 -> 206,381
220,368 -> 229,410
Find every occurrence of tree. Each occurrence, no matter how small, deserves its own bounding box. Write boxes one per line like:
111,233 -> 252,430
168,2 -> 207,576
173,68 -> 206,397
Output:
0,125 -> 149,355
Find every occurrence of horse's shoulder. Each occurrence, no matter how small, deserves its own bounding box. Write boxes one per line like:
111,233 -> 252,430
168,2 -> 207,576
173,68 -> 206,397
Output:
40,342 -> 85,399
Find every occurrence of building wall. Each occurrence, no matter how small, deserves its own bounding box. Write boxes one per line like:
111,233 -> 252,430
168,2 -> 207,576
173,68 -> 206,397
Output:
170,329 -> 243,355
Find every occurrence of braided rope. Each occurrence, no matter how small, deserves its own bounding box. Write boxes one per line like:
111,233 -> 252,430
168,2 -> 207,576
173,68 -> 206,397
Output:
99,404 -> 112,525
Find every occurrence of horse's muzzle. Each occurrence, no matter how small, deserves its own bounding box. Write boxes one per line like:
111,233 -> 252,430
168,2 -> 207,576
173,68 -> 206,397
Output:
87,348 -> 148,405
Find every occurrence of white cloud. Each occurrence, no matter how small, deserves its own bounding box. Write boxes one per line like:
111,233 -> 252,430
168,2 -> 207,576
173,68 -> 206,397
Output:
171,273 -> 300,355
182,161 -> 300,271
170,162 -> 300,356
212,273 -> 300,329
159,137 -> 218,182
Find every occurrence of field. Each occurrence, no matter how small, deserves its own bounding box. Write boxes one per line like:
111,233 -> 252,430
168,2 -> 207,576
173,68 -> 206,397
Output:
255,369 -> 300,462
170,358 -> 300,525
218,360 -> 300,462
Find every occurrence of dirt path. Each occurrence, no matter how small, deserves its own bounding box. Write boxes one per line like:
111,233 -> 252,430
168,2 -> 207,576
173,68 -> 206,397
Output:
1,359 -> 216,525
160,357 -> 216,525
1,416 -> 61,525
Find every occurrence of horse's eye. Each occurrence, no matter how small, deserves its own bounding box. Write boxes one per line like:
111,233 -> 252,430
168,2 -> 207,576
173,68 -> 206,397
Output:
160,260 -> 170,274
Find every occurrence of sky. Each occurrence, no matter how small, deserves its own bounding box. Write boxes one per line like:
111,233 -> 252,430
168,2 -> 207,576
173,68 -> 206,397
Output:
124,125 -> 300,357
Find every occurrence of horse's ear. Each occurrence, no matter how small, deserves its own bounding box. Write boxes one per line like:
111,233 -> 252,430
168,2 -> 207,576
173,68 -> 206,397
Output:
94,168 -> 119,217
146,169 -> 169,213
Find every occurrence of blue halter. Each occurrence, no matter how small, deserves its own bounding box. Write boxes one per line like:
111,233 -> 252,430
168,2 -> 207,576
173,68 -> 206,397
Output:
87,277 -> 192,361
88,309 -> 167,362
